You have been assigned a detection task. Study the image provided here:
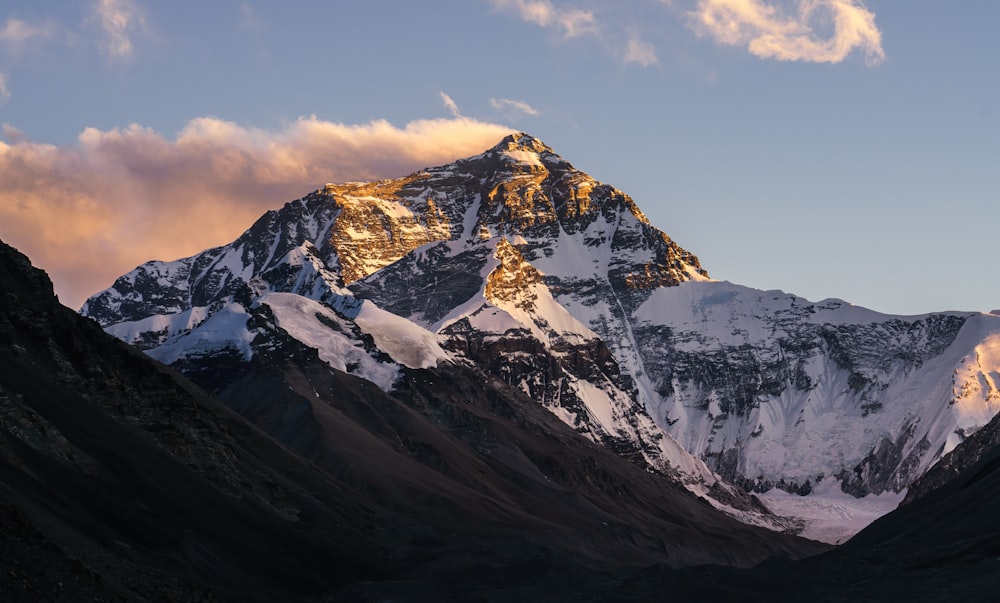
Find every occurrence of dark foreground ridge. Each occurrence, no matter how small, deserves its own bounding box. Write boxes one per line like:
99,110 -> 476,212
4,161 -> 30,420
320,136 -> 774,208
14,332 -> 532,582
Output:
0,238 -> 384,599
0,239 -> 828,600
2,240 -> 997,602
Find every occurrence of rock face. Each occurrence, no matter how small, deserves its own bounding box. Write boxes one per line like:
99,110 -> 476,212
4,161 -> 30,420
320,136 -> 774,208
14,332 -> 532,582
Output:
81,133 -> 1000,513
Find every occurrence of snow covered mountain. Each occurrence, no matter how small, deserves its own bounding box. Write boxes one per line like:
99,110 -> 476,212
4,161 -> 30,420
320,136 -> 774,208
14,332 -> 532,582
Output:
82,133 -> 1000,535
633,281 -> 1000,494
81,133 -> 747,511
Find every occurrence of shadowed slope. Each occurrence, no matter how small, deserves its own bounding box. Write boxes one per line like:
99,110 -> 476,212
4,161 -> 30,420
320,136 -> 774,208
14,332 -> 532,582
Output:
0,238 -> 388,599
1,238 -> 824,600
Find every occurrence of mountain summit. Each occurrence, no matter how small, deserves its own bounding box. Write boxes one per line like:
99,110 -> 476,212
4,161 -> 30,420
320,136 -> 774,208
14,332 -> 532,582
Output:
81,132 -> 728,501
82,135 -> 1000,539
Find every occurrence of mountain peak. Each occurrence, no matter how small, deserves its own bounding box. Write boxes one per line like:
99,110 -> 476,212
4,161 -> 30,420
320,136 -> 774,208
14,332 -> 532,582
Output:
491,132 -> 555,155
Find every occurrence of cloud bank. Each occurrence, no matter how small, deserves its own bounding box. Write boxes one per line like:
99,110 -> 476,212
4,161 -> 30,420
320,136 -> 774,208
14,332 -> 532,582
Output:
690,0 -> 884,64
0,116 -> 513,309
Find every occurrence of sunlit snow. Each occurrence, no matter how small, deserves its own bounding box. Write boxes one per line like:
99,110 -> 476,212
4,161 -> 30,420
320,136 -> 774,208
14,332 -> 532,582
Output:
501,150 -> 543,167
147,304 -> 254,364
353,300 -> 451,369
258,293 -> 399,390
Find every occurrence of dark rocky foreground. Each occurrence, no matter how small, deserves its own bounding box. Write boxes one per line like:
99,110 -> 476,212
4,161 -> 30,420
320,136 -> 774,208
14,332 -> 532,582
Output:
0,239 -> 822,601
608,431 -> 1000,603
3,236 -> 998,601
0,239 -> 385,600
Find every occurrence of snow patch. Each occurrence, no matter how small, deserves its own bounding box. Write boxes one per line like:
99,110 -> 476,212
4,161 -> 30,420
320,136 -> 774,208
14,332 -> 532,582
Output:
571,378 -> 619,436
259,293 -> 399,391
354,300 -> 451,369
501,150 -> 543,167
106,305 -> 212,345
759,480 -> 905,544
148,304 -> 254,365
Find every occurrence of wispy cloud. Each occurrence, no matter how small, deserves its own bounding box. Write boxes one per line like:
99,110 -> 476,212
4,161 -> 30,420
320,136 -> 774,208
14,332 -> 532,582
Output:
623,33 -> 659,67
490,97 -> 541,120
689,0 -> 884,65
439,92 -> 462,118
490,0 -> 598,39
0,116 -> 514,309
89,0 -> 148,61
488,1 -> 668,68
0,18 -> 60,100
239,3 -> 261,31
0,18 -> 56,50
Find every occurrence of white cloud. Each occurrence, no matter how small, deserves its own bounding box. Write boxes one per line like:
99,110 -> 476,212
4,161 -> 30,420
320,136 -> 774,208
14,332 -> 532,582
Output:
0,115 -> 514,309
623,34 -> 659,67
439,92 -> 462,118
490,97 -> 541,120
0,73 -> 9,100
490,0 -> 598,39
689,0 -> 884,65
89,0 -> 148,61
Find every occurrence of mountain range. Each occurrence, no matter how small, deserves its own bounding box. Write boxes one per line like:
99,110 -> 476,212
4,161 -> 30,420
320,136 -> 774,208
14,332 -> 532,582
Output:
2,133 -> 999,599
82,133 -> 1000,539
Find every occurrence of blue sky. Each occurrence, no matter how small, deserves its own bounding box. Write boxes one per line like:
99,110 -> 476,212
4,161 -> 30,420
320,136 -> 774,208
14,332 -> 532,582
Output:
0,1 -> 996,315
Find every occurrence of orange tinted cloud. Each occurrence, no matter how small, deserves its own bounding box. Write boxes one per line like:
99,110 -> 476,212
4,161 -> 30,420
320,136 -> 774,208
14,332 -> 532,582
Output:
0,116 -> 513,310
690,0 -> 884,65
